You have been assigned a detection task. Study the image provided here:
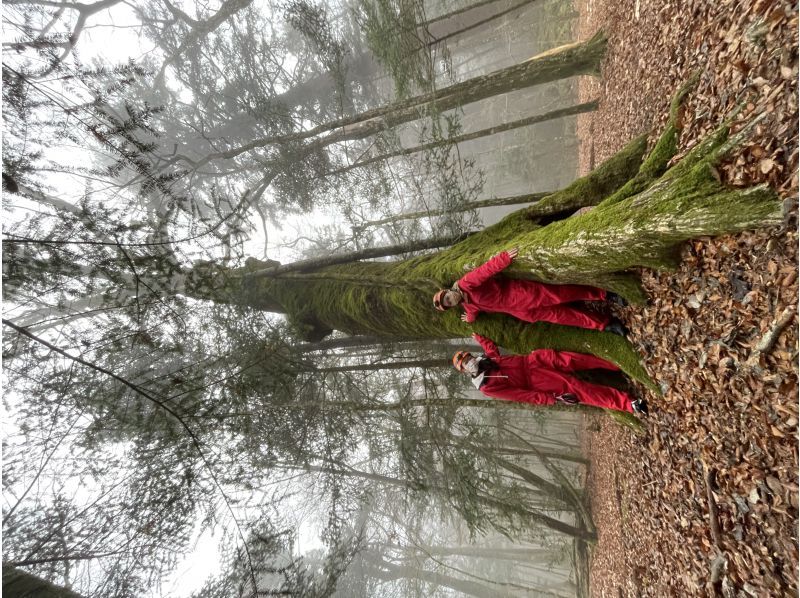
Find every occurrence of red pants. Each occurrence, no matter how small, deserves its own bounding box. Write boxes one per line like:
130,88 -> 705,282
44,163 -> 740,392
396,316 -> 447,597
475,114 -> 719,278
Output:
528,349 -> 633,413
523,304 -> 608,331
522,282 -> 607,307
524,283 -> 608,330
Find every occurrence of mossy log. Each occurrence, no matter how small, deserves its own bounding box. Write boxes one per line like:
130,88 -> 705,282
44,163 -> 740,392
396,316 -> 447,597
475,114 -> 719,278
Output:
186,89 -> 783,400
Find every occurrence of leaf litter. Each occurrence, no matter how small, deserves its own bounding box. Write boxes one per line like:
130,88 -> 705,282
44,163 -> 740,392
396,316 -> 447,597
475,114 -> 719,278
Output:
573,0 -> 798,595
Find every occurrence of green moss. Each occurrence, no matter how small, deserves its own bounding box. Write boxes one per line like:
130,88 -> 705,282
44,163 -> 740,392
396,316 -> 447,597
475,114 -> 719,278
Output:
607,410 -> 646,433
471,315 -> 658,391
218,108 -> 783,426
601,74 -> 699,208
525,132 -> 649,218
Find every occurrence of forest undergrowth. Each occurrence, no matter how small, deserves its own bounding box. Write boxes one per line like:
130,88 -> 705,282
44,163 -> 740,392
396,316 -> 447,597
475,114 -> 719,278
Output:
574,0 -> 798,595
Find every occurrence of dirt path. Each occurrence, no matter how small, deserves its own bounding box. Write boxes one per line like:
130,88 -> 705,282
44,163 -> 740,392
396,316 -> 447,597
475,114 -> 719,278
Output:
574,0 -> 798,595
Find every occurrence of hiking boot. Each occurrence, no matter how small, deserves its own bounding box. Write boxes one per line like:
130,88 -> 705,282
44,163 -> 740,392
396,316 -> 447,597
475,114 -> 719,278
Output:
632,398 -> 649,416
606,291 -> 629,307
604,317 -> 629,337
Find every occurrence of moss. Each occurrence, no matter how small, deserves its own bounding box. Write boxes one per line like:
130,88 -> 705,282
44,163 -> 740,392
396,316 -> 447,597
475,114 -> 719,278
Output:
471,314 -> 657,390
217,110 -> 782,417
607,410 -> 646,433
524,132 -> 649,218
231,155 -> 780,363
601,74 -> 700,208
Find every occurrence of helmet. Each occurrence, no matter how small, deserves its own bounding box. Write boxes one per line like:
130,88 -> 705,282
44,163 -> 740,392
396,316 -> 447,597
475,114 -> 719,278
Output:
433,289 -> 448,311
452,351 -> 472,372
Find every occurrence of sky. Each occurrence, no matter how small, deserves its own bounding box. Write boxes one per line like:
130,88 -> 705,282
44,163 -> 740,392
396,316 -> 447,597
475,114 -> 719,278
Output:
2,1 -> 569,594
3,5 -> 335,595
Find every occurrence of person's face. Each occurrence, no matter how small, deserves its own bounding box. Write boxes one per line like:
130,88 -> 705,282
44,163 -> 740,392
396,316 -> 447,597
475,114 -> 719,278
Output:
443,290 -> 462,308
462,355 -> 480,376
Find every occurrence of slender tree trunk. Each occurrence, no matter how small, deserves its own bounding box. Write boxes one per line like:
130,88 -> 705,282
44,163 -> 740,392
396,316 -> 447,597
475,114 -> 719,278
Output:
327,101 -> 597,179
488,453 -> 573,503
426,0 -> 507,25
391,542 -> 556,560
362,554 -> 506,598
429,0 -> 539,47
353,192 -> 551,232
296,336 -> 479,353
493,446 -> 589,464
173,33 -> 608,170
315,358 -> 449,372
278,462 -> 594,539
238,232 -> 471,278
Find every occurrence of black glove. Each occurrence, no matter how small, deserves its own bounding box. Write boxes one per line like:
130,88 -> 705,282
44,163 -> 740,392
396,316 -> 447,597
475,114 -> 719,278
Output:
555,393 -> 579,405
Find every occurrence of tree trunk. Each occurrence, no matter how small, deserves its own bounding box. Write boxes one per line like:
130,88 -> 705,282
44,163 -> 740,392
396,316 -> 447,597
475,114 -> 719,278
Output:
327,101 -> 597,179
2,565 -> 86,598
281,462 -> 594,540
186,114 -> 781,390
175,33 -> 608,170
395,542 -> 556,560
426,0 -> 507,25
429,0 -> 539,48
353,192 -> 551,231
238,232 -> 472,277
362,554 -> 506,598
314,358 -> 450,372
296,335 -> 479,353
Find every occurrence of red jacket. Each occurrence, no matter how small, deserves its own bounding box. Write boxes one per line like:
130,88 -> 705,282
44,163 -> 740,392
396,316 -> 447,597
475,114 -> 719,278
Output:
456,252 -> 607,328
470,335 -> 632,412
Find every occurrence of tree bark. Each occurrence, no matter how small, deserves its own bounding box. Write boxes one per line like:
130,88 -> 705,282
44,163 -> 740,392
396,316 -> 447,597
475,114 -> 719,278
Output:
362,554 -> 506,598
327,101 -> 597,179
2,565 -> 87,598
353,192 -> 551,231
238,232 -> 472,277
169,33 -> 608,170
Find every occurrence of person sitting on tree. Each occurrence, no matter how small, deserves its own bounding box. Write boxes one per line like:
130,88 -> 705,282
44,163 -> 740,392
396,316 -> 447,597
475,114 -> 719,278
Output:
453,333 -> 648,415
432,247 -> 628,335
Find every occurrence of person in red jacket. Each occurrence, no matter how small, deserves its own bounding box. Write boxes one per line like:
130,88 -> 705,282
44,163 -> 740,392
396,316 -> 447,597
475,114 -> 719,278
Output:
453,333 -> 648,415
432,248 -> 628,334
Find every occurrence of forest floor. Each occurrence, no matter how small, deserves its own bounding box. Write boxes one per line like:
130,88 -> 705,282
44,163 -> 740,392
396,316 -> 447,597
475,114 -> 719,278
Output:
574,0 -> 799,596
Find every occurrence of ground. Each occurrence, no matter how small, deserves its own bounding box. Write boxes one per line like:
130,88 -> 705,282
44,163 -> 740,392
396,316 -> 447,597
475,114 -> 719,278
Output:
573,0 -> 799,595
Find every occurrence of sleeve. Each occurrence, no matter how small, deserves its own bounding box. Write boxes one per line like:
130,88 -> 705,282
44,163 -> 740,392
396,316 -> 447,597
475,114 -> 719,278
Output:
459,251 -> 512,289
472,333 -> 500,359
527,349 -> 621,372
463,305 -> 477,323
481,384 -> 556,406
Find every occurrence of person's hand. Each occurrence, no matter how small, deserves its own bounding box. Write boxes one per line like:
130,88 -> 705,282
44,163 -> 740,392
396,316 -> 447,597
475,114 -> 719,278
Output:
555,393 -> 579,404
460,313 -> 469,322
507,247 -> 519,260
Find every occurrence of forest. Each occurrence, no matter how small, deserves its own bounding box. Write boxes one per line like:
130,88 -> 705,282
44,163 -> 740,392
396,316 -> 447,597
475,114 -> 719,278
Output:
2,0 -> 797,595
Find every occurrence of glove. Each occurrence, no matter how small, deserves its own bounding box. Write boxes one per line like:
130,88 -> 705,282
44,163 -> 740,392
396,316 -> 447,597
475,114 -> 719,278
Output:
555,393 -> 579,405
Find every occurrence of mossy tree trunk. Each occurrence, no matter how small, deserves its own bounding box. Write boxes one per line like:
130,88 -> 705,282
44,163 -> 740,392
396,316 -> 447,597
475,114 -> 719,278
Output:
185,98 -> 782,395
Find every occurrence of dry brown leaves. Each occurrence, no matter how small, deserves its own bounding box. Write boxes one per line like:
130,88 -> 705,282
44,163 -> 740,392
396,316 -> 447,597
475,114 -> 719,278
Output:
573,0 -> 798,595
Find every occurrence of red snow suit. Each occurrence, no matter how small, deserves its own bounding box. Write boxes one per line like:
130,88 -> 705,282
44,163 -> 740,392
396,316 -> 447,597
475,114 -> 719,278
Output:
471,334 -> 634,413
456,251 -> 608,330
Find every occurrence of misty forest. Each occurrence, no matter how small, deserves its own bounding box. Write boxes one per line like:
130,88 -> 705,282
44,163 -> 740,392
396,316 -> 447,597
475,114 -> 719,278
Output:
2,0 -> 797,595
